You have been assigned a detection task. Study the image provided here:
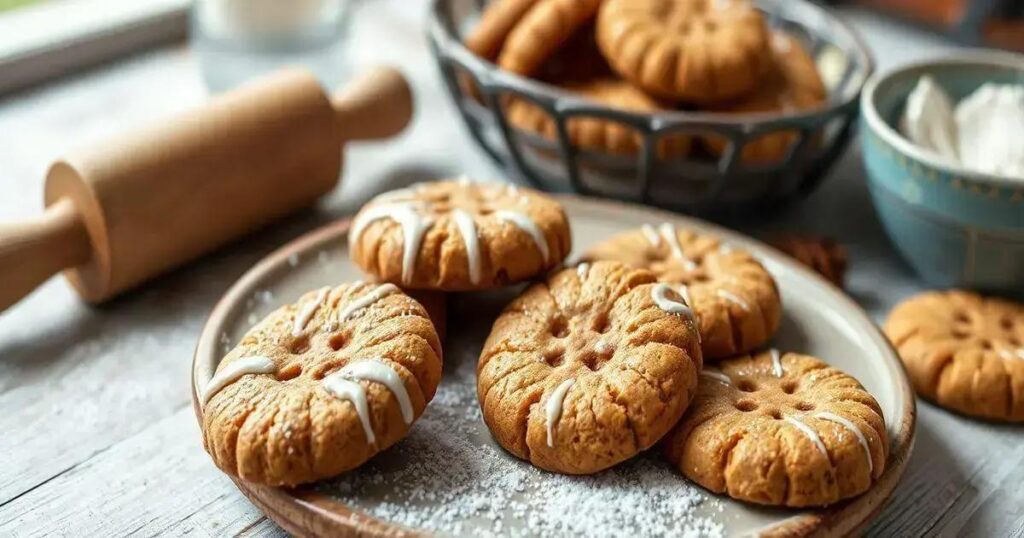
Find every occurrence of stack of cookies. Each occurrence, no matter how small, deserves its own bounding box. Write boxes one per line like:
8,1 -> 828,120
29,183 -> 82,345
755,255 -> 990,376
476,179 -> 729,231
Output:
465,0 -> 827,163
199,178 -> 892,512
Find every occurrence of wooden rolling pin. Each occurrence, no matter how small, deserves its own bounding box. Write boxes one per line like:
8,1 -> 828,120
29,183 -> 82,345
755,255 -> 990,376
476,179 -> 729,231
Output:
0,66 -> 413,311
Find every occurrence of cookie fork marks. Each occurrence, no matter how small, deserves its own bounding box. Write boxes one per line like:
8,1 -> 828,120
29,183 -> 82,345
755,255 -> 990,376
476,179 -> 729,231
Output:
202,356 -> 277,407
546,378 -> 575,447
785,416 -> 828,457
338,359 -> 415,424
814,412 -> 872,473
717,289 -> 751,312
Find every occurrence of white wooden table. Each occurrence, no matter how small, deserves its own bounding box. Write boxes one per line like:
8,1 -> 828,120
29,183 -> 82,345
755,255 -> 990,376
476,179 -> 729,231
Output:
0,3 -> 1021,536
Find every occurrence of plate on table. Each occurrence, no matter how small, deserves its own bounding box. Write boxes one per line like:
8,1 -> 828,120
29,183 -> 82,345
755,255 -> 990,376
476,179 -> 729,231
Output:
191,194 -> 915,537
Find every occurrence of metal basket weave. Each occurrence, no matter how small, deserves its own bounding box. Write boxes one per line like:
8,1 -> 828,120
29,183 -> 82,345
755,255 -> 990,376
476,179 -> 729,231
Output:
427,0 -> 874,215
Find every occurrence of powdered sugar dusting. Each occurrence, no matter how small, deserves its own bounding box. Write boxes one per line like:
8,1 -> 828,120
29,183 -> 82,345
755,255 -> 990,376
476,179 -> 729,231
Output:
318,357 -> 723,537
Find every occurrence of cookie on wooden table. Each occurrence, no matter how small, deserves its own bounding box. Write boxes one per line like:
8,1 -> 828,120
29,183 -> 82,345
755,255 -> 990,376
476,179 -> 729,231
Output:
478,261 -> 703,474
201,282 -> 443,486
885,290 -> 1024,422
583,223 -> 781,359
596,0 -> 772,104
665,351 -> 888,507
506,78 -> 692,157
498,0 -> 603,76
349,180 -> 571,291
704,32 -> 828,163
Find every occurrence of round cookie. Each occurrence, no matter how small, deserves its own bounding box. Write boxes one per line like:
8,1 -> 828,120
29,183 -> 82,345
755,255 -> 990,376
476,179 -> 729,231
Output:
767,233 -> 847,287
498,0 -> 603,76
665,351 -> 888,507
201,282 -> 443,486
885,290 -> 1024,422
596,0 -> 772,104
349,180 -> 571,291
583,223 -> 781,359
705,32 -> 828,163
478,261 -> 703,474
506,78 -> 692,157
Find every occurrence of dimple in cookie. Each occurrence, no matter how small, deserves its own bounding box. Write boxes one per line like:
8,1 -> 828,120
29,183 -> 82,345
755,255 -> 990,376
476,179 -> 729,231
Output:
200,281 -> 443,486
583,223 -> 782,359
349,180 -> 571,291
666,351 -> 888,507
885,290 -> 1024,422
477,261 -> 703,474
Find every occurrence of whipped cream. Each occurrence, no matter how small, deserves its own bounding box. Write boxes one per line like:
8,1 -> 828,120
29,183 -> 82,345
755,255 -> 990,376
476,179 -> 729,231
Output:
900,76 -> 1024,180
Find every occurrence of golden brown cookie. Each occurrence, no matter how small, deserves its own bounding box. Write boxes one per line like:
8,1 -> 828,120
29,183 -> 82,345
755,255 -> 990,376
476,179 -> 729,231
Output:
665,351 -> 888,507
705,32 -> 828,163
583,224 -> 781,359
465,0 -> 539,61
349,180 -> 571,291
767,233 -> 847,287
478,261 -> 703,474
201,282 -> 443,486
596,0 -> 772,104
498,0 -> 603,76
885,290 -> 1024,422
506,78 -> 692,156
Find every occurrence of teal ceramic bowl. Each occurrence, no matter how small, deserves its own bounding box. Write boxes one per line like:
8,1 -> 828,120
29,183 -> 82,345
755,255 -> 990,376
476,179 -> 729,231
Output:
860,51 -> 1024,296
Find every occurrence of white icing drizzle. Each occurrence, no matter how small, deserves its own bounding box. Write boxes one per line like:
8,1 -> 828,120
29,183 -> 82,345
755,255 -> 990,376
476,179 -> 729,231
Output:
496,210 -> 550,264
338,283 -> 400,323
350,203 -> 433,284
700,368 -> 731,385
814,412 -> 873,473
291,287 -> 330,336
338,359 -> 415,424
202,356 -> 276,406
451,209 -> 482,284
678,284 -> 693,307
785,416 -> 828,457
546,378 -> 575,448
577,262 -> 590,279
457,175 -> 471,186
506,184 -> 519,197
322,373 -> 376,445
658,223 -> 697,270
769,348 -> 784,378
997,348 -> 1024,360
652,283 -> 700,336
719,244 -> 733,255
717,289 -> 751,312
641,224 -> 661,246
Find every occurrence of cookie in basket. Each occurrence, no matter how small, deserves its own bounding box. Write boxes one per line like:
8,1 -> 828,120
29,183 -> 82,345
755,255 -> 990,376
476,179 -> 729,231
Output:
704,32 -> 827,163
595,0 -> 772,104
498,0 -> 603,76
506,78 -> 692,157
201,282 -> 443,486
885,290 -> 1024,422
665,350 -> 888,507
465,0 -> 539,61
478,261 -> 702,474
349,179 -> 571,291
583,223 -> 781,359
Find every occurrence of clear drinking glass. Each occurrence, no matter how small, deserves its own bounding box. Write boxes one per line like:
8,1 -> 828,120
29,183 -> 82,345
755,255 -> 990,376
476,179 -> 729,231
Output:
191,0 -> 353,92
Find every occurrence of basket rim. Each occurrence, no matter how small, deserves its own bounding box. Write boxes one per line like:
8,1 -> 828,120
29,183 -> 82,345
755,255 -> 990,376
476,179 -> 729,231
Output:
427,0 -> 875,129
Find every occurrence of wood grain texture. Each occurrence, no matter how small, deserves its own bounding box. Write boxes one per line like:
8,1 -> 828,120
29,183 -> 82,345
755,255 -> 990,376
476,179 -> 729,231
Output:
0,3 -> 1021,537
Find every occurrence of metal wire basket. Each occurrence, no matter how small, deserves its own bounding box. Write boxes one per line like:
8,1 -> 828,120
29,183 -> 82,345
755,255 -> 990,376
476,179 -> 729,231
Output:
427,0 -> 874,215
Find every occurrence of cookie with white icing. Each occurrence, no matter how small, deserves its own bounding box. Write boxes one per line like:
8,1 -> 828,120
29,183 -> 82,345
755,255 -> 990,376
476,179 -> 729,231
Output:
885,290 -> 1024,422
583,223 -> 782,359
665,351 -> 888,507
200,282 -> 443,486
349,180 -> 571,291
478,261 -> 702,474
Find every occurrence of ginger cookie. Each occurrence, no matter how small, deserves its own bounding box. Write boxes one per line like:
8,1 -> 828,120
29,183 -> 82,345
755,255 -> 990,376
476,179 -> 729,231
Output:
506,78 -> 692,157
665,351 -> 888,507
478,261 -> 703,474
596,0 -> 772,104
201,282 -> 443,486
498,0 -> 603,76
465,0 -> 539,61
349,180 -> 571,291
885,290 -> 1024,422
583,223 -> 781,359
767,233 -> 847,287
705,32 -> 827,163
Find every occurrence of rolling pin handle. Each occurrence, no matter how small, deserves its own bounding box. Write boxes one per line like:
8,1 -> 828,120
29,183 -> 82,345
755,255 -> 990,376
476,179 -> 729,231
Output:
0,199 -> 92,312
330,66 -> 414,142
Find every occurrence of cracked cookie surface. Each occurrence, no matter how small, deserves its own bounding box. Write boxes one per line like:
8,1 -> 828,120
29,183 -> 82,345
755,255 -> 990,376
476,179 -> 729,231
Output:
665,351 -> 887,507
201,282 -> 443,486
583,224 -> 781,359
349,180 -> 571,291
477,261 -> 703,474
885,290 -> 1024,422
